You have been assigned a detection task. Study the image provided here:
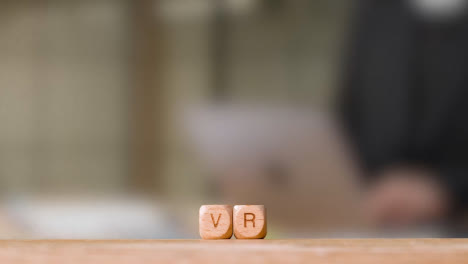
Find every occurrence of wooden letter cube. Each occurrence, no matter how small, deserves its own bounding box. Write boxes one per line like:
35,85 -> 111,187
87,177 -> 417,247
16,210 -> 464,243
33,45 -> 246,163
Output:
199,205 -> 233,239
233,205 -> 267,239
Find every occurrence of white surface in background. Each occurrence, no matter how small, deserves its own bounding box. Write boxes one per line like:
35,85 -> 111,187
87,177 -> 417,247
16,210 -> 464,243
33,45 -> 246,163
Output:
5,196 -> 182,239
410,0 -> 468,19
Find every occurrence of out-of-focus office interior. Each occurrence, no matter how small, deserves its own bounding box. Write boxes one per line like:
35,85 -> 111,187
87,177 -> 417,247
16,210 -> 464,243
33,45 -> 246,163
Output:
2,0 -> 467,239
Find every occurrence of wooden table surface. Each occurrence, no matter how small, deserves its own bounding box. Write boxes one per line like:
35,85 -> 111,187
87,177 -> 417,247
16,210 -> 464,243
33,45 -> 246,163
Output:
1,239 -> 467,264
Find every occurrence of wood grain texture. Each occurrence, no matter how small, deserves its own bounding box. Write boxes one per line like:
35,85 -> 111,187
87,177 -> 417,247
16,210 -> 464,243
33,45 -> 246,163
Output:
234,205 -> 267,239
0,239 -> 468,263
0,239 -> 468,264
199,205 -> 233,239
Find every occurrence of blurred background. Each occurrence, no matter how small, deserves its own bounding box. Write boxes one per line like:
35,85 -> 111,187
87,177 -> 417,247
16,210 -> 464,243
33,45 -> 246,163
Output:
1,0 -> 467,239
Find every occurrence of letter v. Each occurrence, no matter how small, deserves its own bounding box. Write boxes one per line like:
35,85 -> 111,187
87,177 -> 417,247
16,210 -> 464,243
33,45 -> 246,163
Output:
210,213 -> 222,228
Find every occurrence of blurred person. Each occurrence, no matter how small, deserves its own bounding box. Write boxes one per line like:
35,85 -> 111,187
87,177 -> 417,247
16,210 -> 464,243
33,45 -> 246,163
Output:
340,0 -> 468,228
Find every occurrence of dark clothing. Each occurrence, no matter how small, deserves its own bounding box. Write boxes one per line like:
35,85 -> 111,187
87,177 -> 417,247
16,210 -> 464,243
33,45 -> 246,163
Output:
340,0 -> 468,211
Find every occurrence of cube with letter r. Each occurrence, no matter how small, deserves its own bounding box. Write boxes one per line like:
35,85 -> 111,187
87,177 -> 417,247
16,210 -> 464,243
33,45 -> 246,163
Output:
233,205 -> 267,239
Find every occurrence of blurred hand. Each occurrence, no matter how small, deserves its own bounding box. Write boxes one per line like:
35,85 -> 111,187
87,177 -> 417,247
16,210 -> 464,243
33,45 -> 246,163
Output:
363,167 -> 450,228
